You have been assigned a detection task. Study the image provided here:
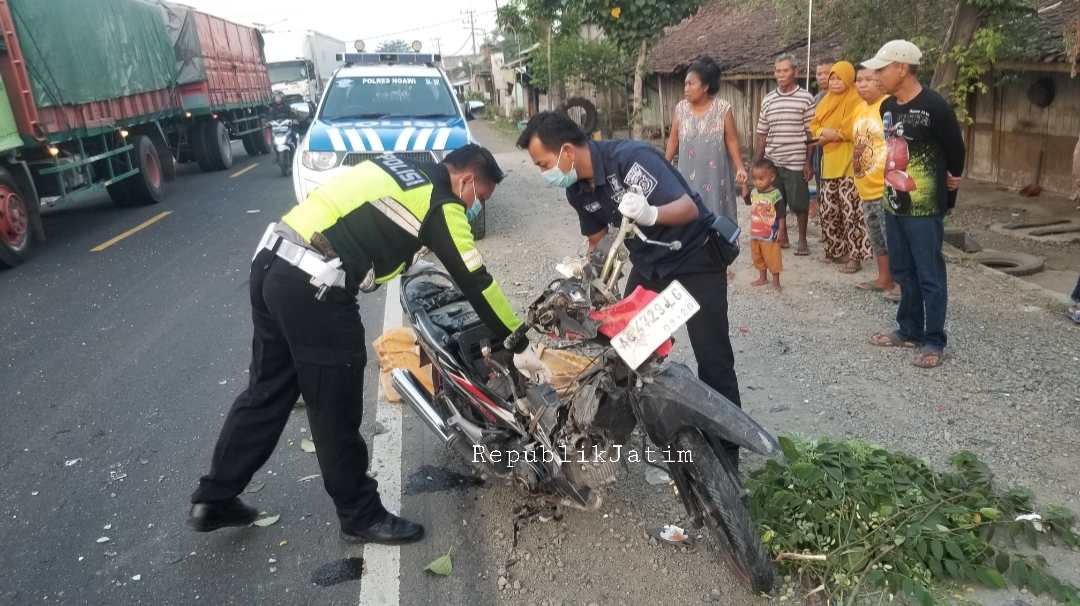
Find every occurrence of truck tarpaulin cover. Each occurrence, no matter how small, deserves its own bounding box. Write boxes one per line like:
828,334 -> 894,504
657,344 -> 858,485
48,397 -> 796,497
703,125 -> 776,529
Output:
9,0 -> 178,108
151,0 -> 270,84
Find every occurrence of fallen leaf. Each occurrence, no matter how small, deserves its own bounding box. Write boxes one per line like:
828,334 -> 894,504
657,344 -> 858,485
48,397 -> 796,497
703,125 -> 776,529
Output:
279,541 -> 287,547
248,482 -> 265,494
300,439 -> 316,453
96,537 -> 110,543
424,548 -> 452,576
253,514 -> 280,527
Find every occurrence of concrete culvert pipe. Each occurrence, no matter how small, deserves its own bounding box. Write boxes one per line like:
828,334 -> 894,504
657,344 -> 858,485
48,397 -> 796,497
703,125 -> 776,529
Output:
973,250 -> 1045,277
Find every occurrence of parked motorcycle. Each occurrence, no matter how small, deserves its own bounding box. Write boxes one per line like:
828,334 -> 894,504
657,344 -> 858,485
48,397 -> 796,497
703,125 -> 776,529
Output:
392,214 -> 781,593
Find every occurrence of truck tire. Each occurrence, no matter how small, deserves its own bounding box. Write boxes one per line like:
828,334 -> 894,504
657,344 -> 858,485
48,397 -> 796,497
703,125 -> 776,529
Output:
0,168 -> 32,268
242,132 -> 259,157
253,118 -> 273,155
192,123 -> 216,172
206,120 -> 234,170
114,135 -> 165,206
470,202 -> 487,241
560,97 -> 599,136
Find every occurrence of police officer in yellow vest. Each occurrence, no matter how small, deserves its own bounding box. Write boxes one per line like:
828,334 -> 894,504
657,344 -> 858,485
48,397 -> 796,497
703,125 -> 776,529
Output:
188,144 -> 552,545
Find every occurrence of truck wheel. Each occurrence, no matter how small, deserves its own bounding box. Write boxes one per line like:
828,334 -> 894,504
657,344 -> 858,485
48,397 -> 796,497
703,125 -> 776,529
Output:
114,135 -> 165,206
192,123 -> 215,172
206,121 -> 233,170
470,202 -> 487,241
0,168 -> 31,268
242,132 -> 259,157
253,118 -> 273,155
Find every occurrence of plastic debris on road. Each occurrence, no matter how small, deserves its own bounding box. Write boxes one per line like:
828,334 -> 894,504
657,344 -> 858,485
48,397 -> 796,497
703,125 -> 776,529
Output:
647,524 -> 694,547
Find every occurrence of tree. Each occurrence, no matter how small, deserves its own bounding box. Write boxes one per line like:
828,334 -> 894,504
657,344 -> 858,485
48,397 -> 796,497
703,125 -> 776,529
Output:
497,0 -> 581,108
582,0 -> 709,139
376,39 -> 412,53
529,36 -> 629,133
747,0 -> 1043,118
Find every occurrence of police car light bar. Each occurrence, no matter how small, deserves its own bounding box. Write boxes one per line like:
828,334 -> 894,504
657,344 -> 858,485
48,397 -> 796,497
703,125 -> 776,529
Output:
335,53 -> 442,66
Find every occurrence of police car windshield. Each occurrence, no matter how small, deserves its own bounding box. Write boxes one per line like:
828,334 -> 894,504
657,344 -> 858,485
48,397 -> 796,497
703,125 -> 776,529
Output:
320,76 -> 459,121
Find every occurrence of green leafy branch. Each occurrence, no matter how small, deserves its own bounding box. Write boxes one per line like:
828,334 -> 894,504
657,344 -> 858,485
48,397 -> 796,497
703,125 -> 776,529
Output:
749,437 -> 1080,606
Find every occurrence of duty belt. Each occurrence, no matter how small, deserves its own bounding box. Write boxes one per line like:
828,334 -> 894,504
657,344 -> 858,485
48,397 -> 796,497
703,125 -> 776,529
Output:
255,223 -> 346,301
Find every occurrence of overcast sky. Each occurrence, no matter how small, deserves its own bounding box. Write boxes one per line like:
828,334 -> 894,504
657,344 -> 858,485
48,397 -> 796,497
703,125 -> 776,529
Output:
179,0 -> 499,56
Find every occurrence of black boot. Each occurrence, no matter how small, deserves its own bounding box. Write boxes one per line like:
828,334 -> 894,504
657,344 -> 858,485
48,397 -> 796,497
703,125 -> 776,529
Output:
340,512 -> 424,545
186,497 -> 259,532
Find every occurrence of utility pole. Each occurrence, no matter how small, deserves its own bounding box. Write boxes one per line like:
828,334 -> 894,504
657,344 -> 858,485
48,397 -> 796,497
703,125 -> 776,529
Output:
460,9 -> 478,89
429,37 -> 442,55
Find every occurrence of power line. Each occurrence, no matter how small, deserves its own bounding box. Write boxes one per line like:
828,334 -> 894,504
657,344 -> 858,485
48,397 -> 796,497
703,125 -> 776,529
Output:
360,10 -> 494,41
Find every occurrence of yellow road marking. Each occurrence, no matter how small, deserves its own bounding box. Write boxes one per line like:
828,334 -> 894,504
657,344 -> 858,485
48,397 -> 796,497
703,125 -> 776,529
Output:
91,211 -> 173,252
230,163 -> 258,178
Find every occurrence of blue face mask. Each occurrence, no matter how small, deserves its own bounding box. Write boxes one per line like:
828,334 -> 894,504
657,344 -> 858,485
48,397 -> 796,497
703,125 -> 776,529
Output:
461,179 -> 482,222
542,147 -> 578,188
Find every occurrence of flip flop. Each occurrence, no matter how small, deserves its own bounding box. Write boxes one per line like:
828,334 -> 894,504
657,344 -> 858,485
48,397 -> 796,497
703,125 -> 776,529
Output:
856,281 -> 885,292
912,348 -> 944,368
839,264 -> 862,274
870,332 -> 917,348
794,247 -> 810,256
820,257 -> 846,264
883,289 -> 902,302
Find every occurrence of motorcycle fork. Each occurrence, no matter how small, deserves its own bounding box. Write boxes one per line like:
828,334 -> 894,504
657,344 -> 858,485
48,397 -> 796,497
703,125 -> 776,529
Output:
667,453 -> 705,530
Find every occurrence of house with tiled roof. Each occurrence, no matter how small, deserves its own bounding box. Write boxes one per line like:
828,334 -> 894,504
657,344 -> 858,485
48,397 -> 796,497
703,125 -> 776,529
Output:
642,0 -> 1080,193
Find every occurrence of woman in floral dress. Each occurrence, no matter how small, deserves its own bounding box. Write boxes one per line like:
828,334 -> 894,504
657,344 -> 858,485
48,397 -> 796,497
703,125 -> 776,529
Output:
666,55 -> 747,231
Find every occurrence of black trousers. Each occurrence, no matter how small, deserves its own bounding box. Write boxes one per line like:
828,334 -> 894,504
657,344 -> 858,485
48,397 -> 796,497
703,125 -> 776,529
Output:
624,238 -> 743,468
191,249 -> 385,530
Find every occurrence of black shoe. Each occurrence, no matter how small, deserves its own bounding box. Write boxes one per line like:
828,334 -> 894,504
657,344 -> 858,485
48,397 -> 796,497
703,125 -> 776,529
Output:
340,512 -> 424,546
186,497 -> 259,532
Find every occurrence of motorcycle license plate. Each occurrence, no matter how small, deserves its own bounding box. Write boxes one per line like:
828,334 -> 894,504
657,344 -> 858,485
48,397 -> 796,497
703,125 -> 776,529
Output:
611,281 -> 699,370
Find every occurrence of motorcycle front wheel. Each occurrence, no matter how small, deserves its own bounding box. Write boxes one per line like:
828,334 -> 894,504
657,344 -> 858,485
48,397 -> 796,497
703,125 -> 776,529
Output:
280,151 -> 292,177
676,429 -> 774,594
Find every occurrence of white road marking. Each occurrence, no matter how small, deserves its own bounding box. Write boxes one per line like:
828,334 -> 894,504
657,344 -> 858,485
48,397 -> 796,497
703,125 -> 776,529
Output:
359,277 -> 403,606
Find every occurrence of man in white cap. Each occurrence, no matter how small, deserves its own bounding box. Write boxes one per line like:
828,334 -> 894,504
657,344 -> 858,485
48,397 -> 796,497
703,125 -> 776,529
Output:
864,40 -> 965,369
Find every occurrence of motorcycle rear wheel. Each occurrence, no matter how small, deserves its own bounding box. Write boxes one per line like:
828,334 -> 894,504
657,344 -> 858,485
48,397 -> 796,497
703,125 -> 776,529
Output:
677,430 -> 774,594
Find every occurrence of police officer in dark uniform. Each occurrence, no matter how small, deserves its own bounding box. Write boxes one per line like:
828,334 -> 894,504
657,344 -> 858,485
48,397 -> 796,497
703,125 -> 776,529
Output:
517,112 -> 744,472
187,144 -> 552,544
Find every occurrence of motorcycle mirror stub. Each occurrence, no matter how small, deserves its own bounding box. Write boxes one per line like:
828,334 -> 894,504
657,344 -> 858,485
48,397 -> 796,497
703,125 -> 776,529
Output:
290,102 -> 311,122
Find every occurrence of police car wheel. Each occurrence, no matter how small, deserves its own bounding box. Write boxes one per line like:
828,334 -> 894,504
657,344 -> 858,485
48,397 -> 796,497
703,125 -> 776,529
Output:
470,203 -> 487,241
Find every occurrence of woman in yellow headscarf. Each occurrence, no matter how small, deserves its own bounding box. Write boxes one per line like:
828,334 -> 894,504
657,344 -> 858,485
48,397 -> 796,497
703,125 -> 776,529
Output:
811,61 -> 873,273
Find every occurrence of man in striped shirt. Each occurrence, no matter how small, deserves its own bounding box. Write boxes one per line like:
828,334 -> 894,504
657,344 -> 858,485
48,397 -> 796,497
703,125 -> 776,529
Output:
755,54 -> 816,255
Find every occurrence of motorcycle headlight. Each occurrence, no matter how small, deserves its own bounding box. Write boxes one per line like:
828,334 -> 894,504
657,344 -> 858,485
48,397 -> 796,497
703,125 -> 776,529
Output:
302,151 -> 339,171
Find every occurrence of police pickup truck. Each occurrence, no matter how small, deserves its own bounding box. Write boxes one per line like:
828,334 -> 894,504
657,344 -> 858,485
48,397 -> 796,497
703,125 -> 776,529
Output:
293,49 -> 489,237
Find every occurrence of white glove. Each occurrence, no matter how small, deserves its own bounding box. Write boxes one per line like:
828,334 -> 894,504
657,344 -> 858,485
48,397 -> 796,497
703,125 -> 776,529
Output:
618,190 -> 658,226
513,347 -> 554,384
402,260 -> 436,277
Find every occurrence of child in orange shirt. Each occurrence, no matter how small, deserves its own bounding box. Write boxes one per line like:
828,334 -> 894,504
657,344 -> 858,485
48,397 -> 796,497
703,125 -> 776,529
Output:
744,159 -> 786,292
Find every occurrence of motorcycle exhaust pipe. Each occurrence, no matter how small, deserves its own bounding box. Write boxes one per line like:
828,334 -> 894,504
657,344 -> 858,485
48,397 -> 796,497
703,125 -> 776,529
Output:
390,369 -> 453,443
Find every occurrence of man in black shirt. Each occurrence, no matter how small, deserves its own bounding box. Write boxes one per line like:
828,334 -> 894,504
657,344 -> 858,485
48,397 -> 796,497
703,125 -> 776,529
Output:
863,40 -> 965,368
516,112 -> 744,471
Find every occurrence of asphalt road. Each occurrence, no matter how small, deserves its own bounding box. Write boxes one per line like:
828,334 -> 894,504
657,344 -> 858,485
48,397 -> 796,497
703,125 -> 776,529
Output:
0,149 -> 408,605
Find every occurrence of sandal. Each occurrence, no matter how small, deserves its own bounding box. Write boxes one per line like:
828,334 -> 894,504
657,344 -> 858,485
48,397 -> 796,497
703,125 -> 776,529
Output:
820,256 -> 846,264
839,263 -> 862,274
1066,307 -> 1080,324
912,348 -> 944,368
794,246 -> 810,256
883,289 -> 902,302
870,332 -> 917,348
856,282 -> 885,293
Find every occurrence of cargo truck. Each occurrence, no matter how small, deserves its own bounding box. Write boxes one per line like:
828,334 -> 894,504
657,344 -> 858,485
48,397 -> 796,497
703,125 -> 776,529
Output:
263,30 -> 345,104
0,0 -> 273,268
